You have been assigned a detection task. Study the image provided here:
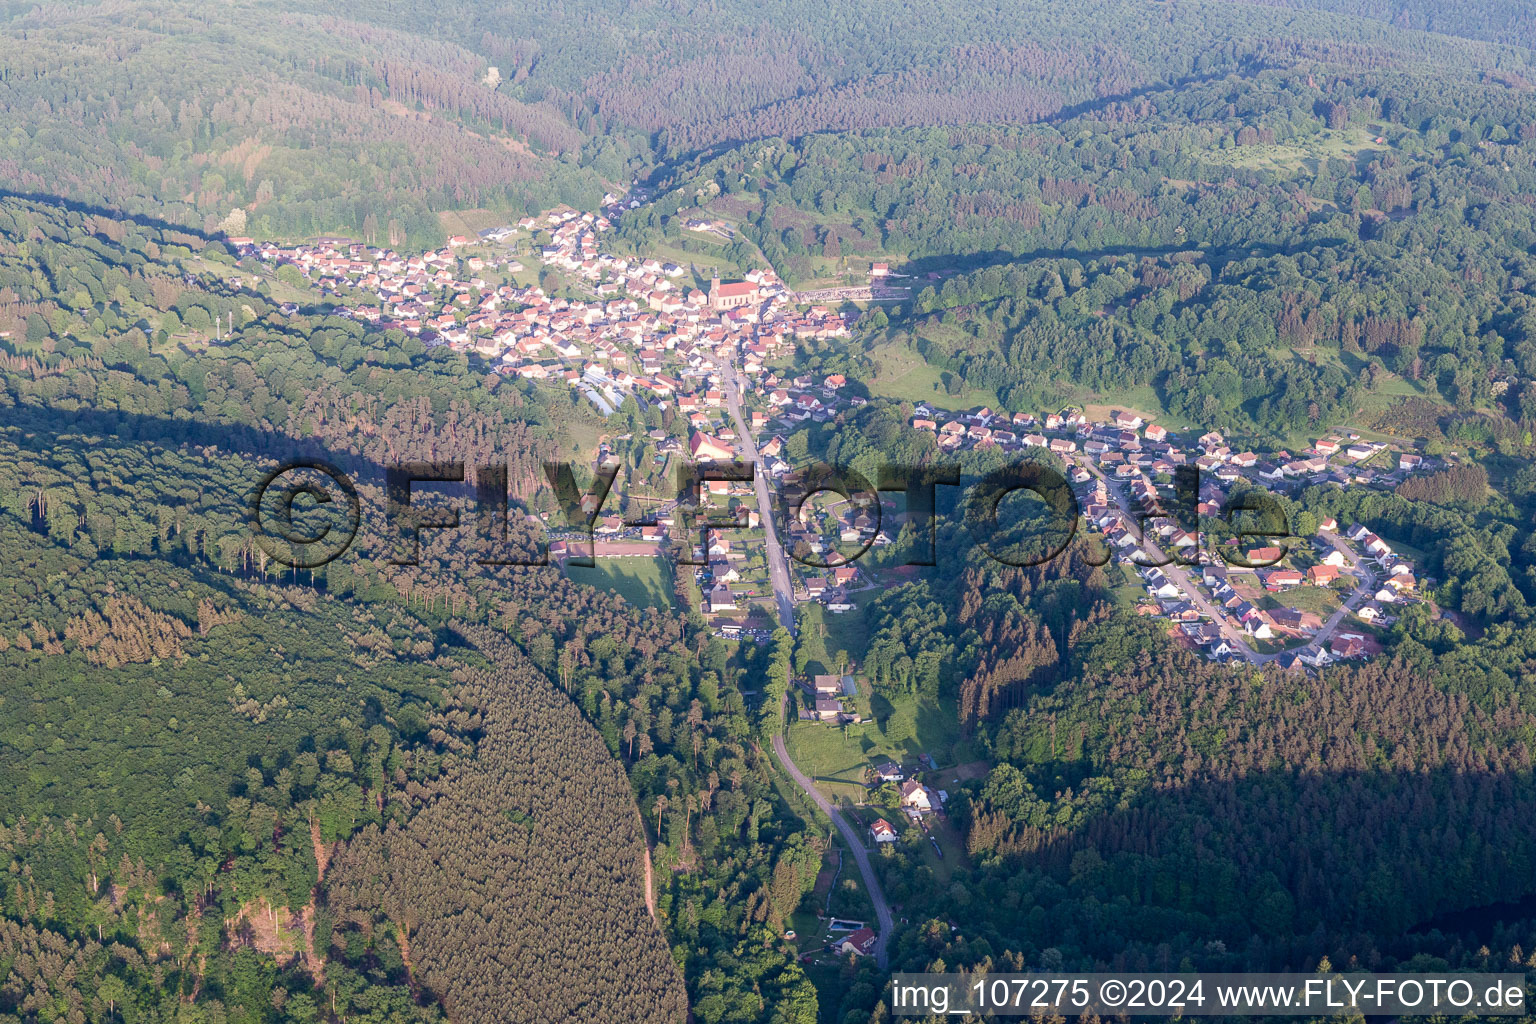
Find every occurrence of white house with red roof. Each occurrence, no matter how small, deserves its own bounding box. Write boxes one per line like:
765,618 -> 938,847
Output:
837,927 -> 878,956
689,431 -> 735,461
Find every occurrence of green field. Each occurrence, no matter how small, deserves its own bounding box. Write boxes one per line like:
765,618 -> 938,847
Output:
798,599 -> 874,674
1108,562 -> 1148,610
437,207 -> 516,237
864,339 -> 1001,411
1262,584 -> 1343,617
568,556 -> 673,609
785,691 -> 970,801
640,232 -> 770,284
1201,125 -> 1393,173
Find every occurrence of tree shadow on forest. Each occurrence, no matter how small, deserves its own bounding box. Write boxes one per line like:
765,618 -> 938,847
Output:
997,764 -> 1536,965
638,61 -> 1274,187
894,236 -> 1348,285
0,188 -> 219,241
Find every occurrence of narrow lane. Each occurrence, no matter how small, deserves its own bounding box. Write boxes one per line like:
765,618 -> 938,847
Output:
770,733 -> 895,968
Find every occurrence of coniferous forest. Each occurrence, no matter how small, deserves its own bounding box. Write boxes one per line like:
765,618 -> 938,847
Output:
7,1 -> 1536,1022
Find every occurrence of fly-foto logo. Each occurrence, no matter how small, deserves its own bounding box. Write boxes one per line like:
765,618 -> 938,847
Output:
248,458 -> 1292,571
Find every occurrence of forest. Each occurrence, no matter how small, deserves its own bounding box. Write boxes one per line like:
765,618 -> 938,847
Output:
618,54 -> 1536,453
4,0 -> 1535,246
7,184 -> 1536,1018
8,0 -> 1536,1020
774,356 -> 1536,1001
0,196 -> 839,1022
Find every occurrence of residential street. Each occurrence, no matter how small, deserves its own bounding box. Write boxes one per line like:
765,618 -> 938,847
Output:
724,352 -> 894,968
1082,458 -> 1377,664
721,357 -> 797,632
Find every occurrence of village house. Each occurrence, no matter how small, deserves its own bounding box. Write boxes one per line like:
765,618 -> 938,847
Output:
1271,607 -> 1323,633
1263,567 -> 1305,590
900,780 -> 934,812
1144,571 -> 1181,600
1243,545 -> 1285,567
1299,645 -> 1333,668
707,584 -> 737,614
689,431 -> 736,462
1331,634 -> 1369,659
806,675 -> 843,698
1361,534 -> 1393,558
1308,564 -> 1341,586
837,928 -> 878,957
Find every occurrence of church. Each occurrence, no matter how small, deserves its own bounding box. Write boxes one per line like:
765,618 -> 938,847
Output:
708,273 -> 760,311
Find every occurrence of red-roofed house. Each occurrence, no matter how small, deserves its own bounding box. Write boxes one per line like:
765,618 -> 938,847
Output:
690,432 -> 735,461
1308,564 -> 1341,586
837,928 -> 878,956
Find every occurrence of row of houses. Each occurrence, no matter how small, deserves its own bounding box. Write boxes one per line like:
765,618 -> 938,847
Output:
237,208 -> 854,434
903,403 -> 1435,513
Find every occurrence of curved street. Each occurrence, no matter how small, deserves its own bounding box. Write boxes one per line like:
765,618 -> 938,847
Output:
722,348 -> 894,968
1081,457 -> 1379,664
770,733 -> 895,968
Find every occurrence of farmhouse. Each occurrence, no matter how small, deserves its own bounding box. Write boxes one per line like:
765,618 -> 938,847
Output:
900,779 -> 934,811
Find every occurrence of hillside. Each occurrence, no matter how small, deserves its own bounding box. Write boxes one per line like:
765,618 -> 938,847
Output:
327,626 -> 687,1024
0,192 -> 812,1023
10,1 -> 1536,1021
6,0 -> 1535,246
0,2 -> 600,246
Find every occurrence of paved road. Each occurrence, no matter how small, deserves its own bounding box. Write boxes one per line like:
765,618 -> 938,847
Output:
1083,460 -> 1266,663
1083,458 -> 1377,663
720,359 -> 797,632
1310,533 -> 1379,650
722,353 -> 895,967
770,733 -> 894,968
